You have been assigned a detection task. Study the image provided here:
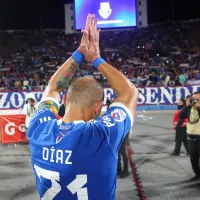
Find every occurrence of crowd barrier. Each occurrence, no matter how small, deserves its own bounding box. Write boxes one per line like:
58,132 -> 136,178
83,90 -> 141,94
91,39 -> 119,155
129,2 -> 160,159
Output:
0,85 -> 200,144
0,115 -> 27,144
0,85 -> 199,111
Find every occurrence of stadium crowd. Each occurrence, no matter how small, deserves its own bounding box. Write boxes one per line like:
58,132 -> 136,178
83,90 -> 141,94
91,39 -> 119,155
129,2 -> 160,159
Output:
0,20 -> 200,91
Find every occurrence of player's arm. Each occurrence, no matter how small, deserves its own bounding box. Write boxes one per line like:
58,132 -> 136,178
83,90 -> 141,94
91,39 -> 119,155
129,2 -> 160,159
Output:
31,14 -> 95,119
35,55 -> 81,118
81,16 -> 138,155
83,20 -> 138,118
99,63 -> 138,117
42,57 -> 79,101
42,14 -> 94,103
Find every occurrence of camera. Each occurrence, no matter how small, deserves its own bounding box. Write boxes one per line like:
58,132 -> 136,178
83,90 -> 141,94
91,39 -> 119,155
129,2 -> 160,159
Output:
190,98 -> 199,106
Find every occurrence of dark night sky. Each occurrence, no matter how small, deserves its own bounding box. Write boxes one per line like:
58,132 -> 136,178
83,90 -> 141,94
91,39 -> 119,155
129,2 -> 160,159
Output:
0,0 -> 199,30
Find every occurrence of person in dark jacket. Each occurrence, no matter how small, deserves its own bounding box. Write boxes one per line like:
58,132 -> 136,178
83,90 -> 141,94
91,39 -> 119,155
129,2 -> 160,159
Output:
171,99 -> 189,156
106,99 -> 129,178
58,104 -> 65,117
117,134 -> 129,178
106,100 -> 112,110
58,95 -> 67,118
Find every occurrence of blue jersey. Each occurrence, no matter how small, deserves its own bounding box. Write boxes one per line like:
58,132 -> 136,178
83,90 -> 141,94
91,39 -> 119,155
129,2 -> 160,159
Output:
27,97 -> 133,200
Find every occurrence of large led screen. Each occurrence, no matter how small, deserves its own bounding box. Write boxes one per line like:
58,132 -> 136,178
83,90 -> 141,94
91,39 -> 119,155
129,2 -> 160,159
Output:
74,0 -> 137,30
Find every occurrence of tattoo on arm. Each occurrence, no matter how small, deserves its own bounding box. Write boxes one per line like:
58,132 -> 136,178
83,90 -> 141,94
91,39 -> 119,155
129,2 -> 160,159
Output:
56,62 -> 78,91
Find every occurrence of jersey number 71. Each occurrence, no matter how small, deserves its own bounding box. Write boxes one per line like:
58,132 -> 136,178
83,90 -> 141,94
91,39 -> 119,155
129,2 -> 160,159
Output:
34,165 -> 88,200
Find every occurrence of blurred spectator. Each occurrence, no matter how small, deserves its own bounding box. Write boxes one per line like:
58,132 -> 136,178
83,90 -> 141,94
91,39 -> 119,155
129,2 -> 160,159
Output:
23,77 -> 29,90
179,73 -> 186,85
14,78 -> 21,91
148,71 -> 158,85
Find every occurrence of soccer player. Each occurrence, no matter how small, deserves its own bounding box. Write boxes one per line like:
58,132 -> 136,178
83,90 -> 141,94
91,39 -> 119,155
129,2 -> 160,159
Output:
27,14 -> 138,200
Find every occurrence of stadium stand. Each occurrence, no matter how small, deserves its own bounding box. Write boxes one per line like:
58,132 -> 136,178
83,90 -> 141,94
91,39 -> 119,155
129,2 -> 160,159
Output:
0,20 -> 200,91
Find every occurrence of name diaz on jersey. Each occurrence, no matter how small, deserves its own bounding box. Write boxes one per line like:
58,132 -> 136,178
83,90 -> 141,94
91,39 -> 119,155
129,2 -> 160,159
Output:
42,147 -> 72,165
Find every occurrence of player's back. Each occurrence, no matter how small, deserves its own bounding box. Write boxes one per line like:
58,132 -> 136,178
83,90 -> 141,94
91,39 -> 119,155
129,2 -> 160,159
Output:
28,99 -> 132,200
29,117 -> 117,200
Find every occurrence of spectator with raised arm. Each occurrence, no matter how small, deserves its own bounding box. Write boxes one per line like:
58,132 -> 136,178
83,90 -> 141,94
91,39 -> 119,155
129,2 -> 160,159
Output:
27,14 -> 138,200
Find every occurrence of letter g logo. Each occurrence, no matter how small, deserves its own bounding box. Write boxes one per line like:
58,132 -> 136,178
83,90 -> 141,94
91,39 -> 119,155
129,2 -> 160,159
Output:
5,123 -> 15,136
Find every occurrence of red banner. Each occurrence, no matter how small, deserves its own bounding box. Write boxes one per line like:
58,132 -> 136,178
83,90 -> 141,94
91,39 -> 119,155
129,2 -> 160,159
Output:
0,115 -> 27,144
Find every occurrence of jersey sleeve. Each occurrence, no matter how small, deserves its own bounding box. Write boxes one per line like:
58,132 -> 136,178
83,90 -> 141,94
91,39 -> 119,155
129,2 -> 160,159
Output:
96,103 -> 133,156
29,97 -> 60,127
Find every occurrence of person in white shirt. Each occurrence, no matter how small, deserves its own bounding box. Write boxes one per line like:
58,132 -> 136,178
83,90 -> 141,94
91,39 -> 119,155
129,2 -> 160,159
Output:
22,93 -> 39,129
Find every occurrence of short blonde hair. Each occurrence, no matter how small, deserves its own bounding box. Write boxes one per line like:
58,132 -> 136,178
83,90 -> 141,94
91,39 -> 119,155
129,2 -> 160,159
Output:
67,77 -> 104,108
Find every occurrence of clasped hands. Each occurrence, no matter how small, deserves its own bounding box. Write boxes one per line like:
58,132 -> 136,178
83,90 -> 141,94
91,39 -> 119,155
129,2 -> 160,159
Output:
78,14 -> 101,63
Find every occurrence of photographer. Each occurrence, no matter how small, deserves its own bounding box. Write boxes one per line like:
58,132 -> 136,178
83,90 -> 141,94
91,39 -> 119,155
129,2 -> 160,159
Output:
22,93 -> 38,130
180,91 -> 200,181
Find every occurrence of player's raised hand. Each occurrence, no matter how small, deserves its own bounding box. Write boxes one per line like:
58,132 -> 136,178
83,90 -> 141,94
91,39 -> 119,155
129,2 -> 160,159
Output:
82,14 -> 92,46
87,19 -> 100,62
78,14 -> 101,62
78,14 -> 94,54
84,16 -> 101,62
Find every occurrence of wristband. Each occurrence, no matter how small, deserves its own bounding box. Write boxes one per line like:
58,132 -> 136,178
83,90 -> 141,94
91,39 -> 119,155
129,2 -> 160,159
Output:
92,58 -> 106,69
72,50 -> 84,65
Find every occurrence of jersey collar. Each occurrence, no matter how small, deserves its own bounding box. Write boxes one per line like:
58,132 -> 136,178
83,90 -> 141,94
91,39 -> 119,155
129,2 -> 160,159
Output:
74,120 -> 85,124
57,119 -> 85,125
